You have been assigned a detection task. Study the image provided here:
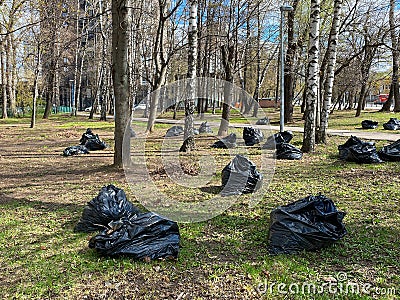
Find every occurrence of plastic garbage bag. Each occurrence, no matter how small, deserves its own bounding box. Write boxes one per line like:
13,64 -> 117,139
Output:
268,194 -> 347,255
79,128 -> 107,150
383,118 -> 400,130
211,133 -> 237,149
378,139 -> 400,161
338,136 -> 382,163
88,212 -> 180,260
85,134 -> 108,151
256,117 -> 269,125
199,122 -> 212,134
243,127 -> 264,146
276,143 -> 303,160
263,131 -> 293,150
80,128 -> 96,145
165,126 -> 184,137
221,155 -> 263,196
361,120 -> 378,129
63,145 -> 89,156
74,185 -> 141,233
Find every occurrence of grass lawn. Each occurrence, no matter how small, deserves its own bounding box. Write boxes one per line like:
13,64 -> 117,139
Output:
0,112 -> 399,299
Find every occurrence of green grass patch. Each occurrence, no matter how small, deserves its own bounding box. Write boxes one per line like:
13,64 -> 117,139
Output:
0,114 -> 399,299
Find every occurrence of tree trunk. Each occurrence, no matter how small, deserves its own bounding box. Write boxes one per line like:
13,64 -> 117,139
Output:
252,3 -> 261,118
31,46 -> 41,128
318,0 -> 342,144
283,0 -> 299,123
181,0 -> 197,152
5,35 -> 16,117
112,0 -> 131,167
390,0 -> 400,112
1,37 -> 7,119
218,45 -> 234,136
302,0 -> 320,153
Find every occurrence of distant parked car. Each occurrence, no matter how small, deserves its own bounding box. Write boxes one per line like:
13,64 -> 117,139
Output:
374,94 -> 389,104
133,103 -> 147,110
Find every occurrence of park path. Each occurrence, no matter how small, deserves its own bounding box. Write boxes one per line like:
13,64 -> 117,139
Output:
131,117 -> 400,142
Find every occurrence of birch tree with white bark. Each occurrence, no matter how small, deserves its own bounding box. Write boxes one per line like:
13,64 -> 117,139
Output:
302,0 -> 320,153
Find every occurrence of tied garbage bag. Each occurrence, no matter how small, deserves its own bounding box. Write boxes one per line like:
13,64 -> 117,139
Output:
268,194 -> 347,255
263,131 -> 293,150
165,126 -> 184,137
378,139 -> 400,161
199,122 -> 212,134
338,136 -> 382,163
80,128 -> 107,151
211,133 -> 237,149
74,185 -> 141,233
80,128 -> 96,145
256,117 -> 269,125
85,134 -> 108,151
383,118 -> 400,130
88,213 -> 180,260
361,120 -> 378,129
276,143 -> 303,160
221,155 -> 263,196
63,145 -> 89,156
243,127 -> 264,146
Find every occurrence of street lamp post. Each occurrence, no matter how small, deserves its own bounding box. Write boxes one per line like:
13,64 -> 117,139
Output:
280,5 -> 294,133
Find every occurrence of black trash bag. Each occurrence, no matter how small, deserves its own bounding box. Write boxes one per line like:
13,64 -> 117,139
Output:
256,117 -> 269,125
85,134 -> 108,151
268,194 -> 347,255
361,120 -> 378,129
74,185 -> 141,233
221,155 -> 263,196
199,122 -> 212,134
263,131 -> 293,150
275,143 -> 303,160
88,212 -> 180,260
243,127 -> 264,146
211,133 -> 237,149
383,118 -> 400,130
63,145 -> 89,156
338,136 -> 382,163
165,126 -> 184,137
80,128 -> 96,145
378,139 -> 400,161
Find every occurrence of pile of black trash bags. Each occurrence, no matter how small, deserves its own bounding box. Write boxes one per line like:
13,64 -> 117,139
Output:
383,118 -> 400,130
362,118 -> 400,130
338,136 -> 400,163
361,120 -> 378,129
263,131 -> 303,160
268,194 -> 347,255
74,185 -> 180,260
211,127 -> 264,148
211,133 -> 237,149
63,128 -> 107,156
165,122 -> 212,137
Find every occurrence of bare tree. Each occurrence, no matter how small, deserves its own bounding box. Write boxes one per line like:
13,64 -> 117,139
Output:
302,0 -> 320,153
112,0 -> 131,167
180,0 -> 198,152
317,0 -> 343,143
380,0 -> 399,112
